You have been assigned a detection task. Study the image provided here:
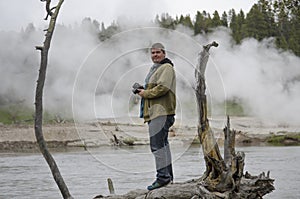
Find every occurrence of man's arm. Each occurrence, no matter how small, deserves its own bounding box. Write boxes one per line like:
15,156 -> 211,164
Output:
139,65 -> 174,99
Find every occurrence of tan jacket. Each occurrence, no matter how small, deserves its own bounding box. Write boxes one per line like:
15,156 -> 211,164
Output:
142,63 -> 176,122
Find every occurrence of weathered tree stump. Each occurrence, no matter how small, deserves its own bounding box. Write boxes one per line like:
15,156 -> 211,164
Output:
194,41 -> 274,198
94,42 -> 274,199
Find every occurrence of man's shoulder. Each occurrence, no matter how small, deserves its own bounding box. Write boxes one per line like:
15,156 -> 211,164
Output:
160,58 -> 174,66
160,62 -> 174,69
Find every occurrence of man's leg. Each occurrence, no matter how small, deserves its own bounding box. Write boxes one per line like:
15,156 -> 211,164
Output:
165,140 -> 173,182
164,115 -> 174,182
148,115 -> 174,184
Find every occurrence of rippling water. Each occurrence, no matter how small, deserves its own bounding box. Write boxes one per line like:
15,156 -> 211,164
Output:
0,145 -> 299,199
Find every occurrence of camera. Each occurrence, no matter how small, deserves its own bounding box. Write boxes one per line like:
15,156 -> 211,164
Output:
132,83 -> 144,94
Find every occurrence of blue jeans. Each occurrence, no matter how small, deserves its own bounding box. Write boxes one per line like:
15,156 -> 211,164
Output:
148,115 -> 175,184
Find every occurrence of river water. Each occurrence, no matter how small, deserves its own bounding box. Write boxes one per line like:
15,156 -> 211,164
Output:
0,145 -> 299,199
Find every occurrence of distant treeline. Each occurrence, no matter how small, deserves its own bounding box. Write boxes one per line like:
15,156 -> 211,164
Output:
95,0 -> 299,56
20,0 -> 300,56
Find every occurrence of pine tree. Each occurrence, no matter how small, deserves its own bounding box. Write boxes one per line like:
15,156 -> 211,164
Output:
289,0 -> 300,55
194,11 -> 205,35
204,12 -> 212,32
259,0 -> 277,37
221,11 -> 228,27
244,3 -> 269,40
178,14 -> 194,29
157,13 -> 176,29
274,1 -> 290,50
229,9 -> 237,37
229,9 -> 246,43
237,10 -> 246,42
211,10 -> 222,28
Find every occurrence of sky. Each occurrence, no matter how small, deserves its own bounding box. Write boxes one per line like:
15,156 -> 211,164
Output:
0,0 -> 258,31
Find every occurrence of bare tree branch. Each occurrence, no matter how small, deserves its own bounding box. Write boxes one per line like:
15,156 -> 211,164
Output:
40,0 -> 57,20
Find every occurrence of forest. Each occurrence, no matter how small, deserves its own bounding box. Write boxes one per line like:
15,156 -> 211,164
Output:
97,0 -> 300,56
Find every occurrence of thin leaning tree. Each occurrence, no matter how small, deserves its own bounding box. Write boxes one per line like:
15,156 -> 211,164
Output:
34,0 -> 73,199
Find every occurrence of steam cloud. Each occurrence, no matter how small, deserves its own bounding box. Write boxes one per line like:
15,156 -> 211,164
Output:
0,22 -> 299,126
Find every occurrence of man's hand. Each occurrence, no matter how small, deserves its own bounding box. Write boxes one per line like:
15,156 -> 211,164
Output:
137,89 -> 145,97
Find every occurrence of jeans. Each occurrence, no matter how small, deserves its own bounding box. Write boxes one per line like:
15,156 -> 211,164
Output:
148,115 -> 175,184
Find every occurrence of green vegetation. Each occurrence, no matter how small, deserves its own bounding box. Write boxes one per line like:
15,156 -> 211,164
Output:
208,98 -> 247,116
0,105 -> 34,124
266,133 -> 300,146
0,105 -> 72,125
93,0 -> 300,56
159,0 -> 300,56
0,109 -> 12,124
224,99 -> 246,116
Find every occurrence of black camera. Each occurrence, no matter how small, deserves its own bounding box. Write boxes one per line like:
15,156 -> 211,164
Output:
132,83 -> 144,94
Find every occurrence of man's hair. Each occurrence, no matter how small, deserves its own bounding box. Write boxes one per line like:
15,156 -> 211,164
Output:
151,43 -> 165,54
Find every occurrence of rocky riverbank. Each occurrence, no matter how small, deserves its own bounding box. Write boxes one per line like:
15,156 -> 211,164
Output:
0,117 -> 299,152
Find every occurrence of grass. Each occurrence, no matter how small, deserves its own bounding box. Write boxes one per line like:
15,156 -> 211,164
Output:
223,99 -> 246,116
0,109 -> 12,124
0,105 -> 72,125
0,106 -> 34,124
266,133 -> 300,146
211,98 -> 247,117
0,98 -> 248,125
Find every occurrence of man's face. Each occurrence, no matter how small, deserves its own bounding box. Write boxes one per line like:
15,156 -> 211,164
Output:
151,48 -> 165,63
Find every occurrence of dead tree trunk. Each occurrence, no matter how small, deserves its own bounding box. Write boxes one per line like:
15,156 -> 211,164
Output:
194,42 -> 274,196
194,42 -> 226,189
34,1 -> 73,199
195,41 -> 230,191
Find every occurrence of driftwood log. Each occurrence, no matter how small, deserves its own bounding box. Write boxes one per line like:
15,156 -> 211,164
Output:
95,42 -> 275,199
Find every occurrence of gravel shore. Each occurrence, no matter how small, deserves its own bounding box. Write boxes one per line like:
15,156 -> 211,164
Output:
0,116 -> 299,151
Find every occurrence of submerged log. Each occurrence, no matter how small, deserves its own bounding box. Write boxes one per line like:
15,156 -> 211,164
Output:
94,42 -> 274,198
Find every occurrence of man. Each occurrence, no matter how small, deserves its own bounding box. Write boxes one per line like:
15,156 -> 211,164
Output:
137,43 -> 176,190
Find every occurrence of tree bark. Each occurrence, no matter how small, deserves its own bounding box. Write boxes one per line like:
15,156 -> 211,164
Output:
195,41 -> 227,190
34,1 -> 73,199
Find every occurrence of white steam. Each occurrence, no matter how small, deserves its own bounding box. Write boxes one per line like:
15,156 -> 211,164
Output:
206,28 -> 300,125
0,23 -> 299,125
